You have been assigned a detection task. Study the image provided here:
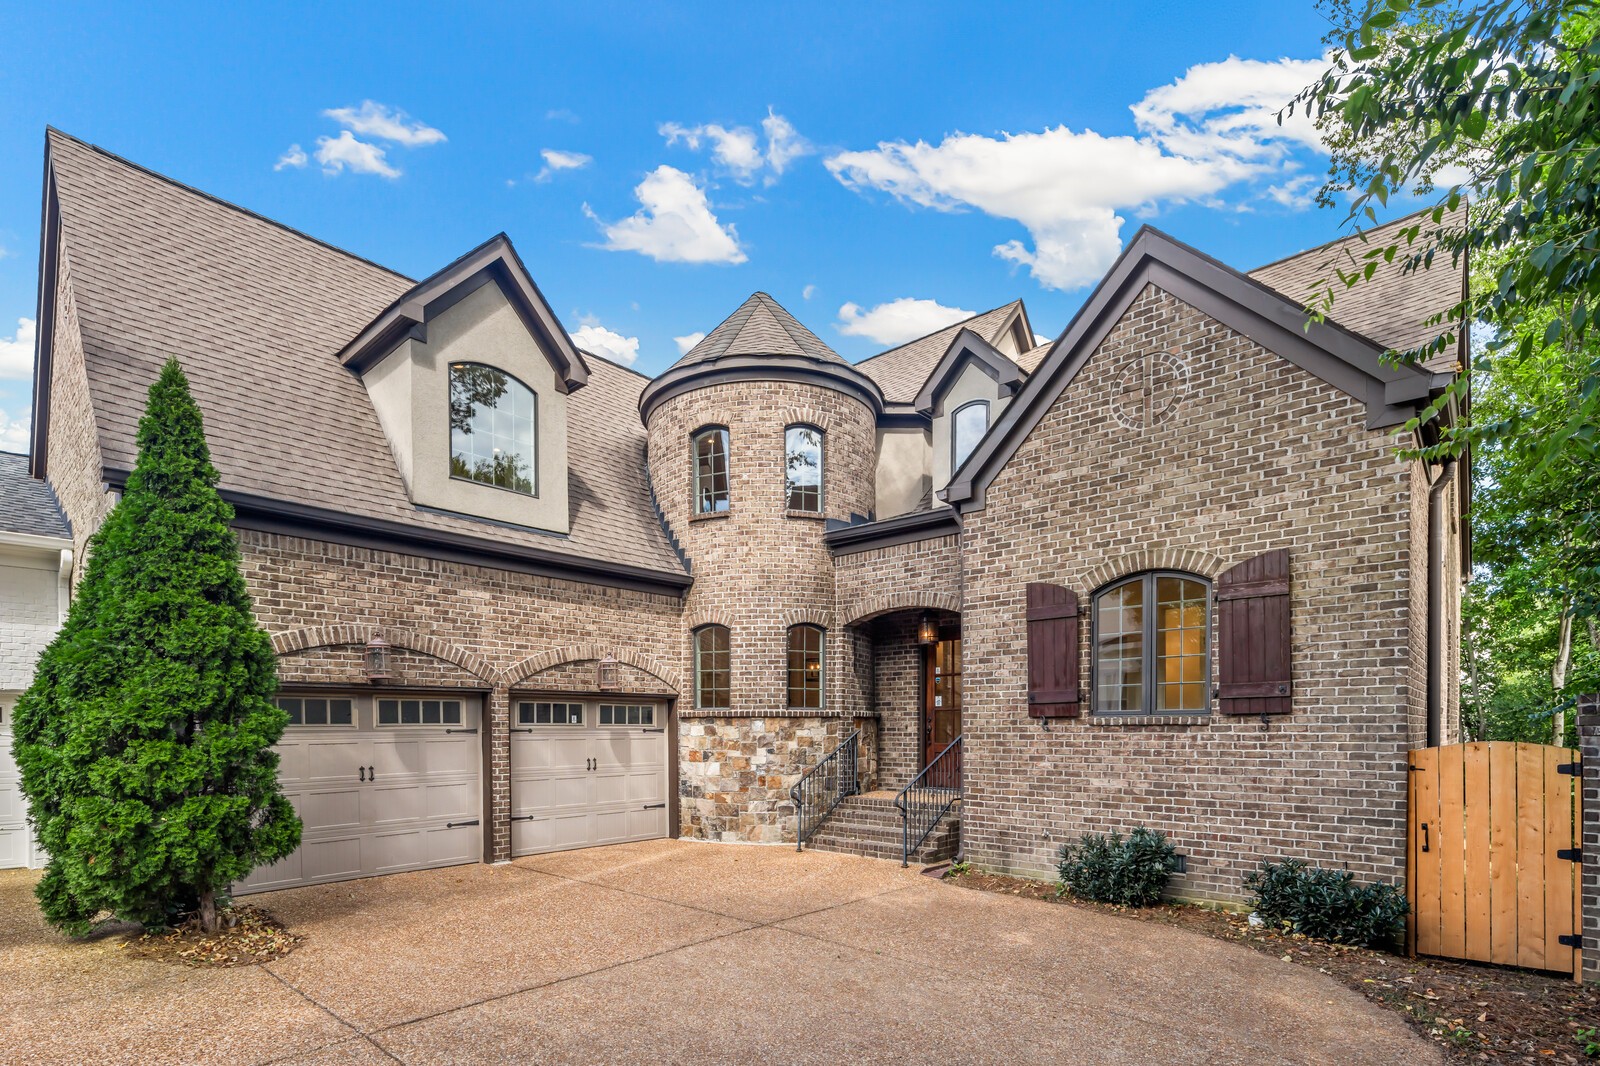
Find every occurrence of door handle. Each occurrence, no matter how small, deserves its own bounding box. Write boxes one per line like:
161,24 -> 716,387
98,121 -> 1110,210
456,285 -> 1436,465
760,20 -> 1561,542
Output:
369,765 -> 376,782
359,766 -> 366,782
1420,822 -> 1429,853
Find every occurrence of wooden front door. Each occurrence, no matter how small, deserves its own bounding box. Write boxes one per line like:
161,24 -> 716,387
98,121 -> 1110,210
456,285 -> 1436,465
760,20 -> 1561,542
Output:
1408,741 -> 1583,979
924,633 -> 961,783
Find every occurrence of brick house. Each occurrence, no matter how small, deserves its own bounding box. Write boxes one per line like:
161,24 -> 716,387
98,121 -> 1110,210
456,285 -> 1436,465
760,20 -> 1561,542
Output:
16,129 -> 1466,900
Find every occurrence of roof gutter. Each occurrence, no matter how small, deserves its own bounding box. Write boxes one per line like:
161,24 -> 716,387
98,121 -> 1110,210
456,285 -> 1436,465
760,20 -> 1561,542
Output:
823,506 -> 960,556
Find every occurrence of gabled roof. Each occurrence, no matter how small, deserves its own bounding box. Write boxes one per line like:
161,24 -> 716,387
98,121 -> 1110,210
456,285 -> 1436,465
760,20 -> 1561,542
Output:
855,301 -> 1028,405
34,129 -> 685,590
944,225 -> 1452,514
0,451 -> 70,541
639,291 -> 883,422
1249,205 -> 1469,370
672,292 -> 845,368
338,233 -> 590,389
910,328 -> 1024,413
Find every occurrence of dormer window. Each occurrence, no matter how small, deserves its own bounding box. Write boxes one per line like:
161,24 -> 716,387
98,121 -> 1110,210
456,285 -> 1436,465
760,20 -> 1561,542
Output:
693,427 -> 730,514
952,399 -> 989,473
449,363 -> 537,496
784,425 -> 823,513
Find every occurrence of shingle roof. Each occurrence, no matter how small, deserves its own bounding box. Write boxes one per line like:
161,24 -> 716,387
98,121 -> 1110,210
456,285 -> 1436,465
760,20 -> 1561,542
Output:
45,129 -> 684,580
855,302 -> 1022,403
673,292 -> 844,368
1249,206 -> 1468,371
0,450 -> 70,540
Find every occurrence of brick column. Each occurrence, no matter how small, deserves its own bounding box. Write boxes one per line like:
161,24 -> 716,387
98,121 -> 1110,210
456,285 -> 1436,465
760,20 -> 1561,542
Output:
1579,693 -> 1598,983
487,684 -> 512,863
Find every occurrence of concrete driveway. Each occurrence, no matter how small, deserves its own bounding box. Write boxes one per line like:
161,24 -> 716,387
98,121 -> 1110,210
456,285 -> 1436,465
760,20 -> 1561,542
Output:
0,840 -> 1439,1065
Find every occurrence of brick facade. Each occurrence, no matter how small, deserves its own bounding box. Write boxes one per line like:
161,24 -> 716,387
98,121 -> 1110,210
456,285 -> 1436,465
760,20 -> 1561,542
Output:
958,283 -> 1444,901
1580,695 -> 1598,984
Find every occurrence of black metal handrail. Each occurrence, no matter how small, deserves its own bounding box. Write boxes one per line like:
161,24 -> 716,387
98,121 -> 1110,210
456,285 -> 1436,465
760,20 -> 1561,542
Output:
790,729 -> 860,851
895,735 -> 962,867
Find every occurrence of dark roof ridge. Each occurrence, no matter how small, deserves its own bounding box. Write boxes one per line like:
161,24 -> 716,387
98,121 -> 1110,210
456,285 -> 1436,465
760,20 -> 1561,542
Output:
855,300 -> 1021,366
44,127 -> 415,284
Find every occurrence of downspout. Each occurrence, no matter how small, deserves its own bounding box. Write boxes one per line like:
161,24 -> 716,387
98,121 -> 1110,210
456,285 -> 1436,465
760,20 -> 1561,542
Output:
57,547 -> 73,620
1426,457 -> 1458,747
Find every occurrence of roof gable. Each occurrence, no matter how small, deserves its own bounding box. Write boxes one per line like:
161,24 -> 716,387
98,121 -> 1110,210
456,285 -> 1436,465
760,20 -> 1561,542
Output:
911,328 -> 1024,413
338,234 -> 590,390
855,301 -> 1026,405
944,225 -> 1446,513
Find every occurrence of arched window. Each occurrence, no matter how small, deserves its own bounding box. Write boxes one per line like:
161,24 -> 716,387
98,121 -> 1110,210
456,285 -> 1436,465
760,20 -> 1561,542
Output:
693,625 -> 730,709
784,425 -> 823,513
449,363 -> 537,495
952,400 -> 989,473
1093,572 -> 1210,715
693,427 -> 730,514
786,625 -> 825,709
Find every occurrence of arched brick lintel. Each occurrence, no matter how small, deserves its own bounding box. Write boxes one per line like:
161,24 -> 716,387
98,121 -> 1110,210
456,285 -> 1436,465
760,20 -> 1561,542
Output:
270,625 -> 495,682
1081,547 -> 1228,593
501,644 -> 682,693
842,591 -> 962,628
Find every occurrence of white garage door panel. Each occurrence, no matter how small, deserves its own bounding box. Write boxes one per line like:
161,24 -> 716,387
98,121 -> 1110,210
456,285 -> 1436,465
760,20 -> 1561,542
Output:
510,701 -> 669,859
235,698 -> 482,895
0,711 -> 37,870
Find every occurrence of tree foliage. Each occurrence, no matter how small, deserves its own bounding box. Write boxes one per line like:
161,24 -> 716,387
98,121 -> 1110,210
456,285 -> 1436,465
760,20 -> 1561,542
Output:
11,359 -> 299,934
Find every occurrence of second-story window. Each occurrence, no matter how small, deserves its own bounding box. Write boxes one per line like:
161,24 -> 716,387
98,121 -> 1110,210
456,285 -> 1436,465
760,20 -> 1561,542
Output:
449,363 -> 537,495
952,399 -> 989,473
784,425 -> 823,513
693,427 -> 730,514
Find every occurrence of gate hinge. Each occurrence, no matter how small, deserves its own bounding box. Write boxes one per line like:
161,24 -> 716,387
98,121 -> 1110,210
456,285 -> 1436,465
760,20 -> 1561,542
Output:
1556,760 -> 1582,776
1557,848 -> 1582,862
1559,934 -> 1583,948
644,802 -> 667,810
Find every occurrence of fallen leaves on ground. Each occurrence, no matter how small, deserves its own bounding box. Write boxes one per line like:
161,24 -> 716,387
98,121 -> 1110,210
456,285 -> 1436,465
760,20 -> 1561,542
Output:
118,905 -> 300,967
943,868 -> 1599,1064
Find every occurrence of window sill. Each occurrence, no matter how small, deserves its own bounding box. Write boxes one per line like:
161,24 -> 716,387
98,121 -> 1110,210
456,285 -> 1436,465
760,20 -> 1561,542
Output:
689,509 -> 732,523
784,509 -> 826,521
1088,714 -> 1212,727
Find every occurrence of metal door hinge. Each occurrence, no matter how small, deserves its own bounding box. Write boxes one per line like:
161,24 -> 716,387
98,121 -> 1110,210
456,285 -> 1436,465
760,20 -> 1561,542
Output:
644,802 -> 667,810
511,727 -> 534,734
445,819 -> 481,829
642,727 -> 666,734
445,727 -> 479,734
1557,760 -> 1582,776
1557,848 -> 1582,862
510,814 -> 536,822
1559,934 -> 1582,948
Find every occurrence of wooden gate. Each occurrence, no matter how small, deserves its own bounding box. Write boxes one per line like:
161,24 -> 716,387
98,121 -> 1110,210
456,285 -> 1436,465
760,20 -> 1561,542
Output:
1408,742 -> 1583,979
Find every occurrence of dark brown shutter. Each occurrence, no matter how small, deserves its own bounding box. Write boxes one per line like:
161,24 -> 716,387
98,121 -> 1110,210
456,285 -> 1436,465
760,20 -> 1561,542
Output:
1026,582 -> 1080,718
1216,549 -> 1292,715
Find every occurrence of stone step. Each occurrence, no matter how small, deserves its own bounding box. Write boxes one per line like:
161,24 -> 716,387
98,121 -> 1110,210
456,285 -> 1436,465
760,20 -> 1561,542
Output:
803,792 -> 961,865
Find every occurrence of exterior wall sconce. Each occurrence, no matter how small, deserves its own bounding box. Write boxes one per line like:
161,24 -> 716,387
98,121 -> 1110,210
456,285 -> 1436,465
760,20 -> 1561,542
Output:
364,634 -> 393,683
917,613 -> 938,645
597,655 -> 619,690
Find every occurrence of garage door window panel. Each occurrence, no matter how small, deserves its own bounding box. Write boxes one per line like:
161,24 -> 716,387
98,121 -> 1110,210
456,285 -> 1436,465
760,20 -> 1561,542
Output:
599,704 -> 655,726
519,701 -> 585,725
278,697 -> 354,726
378,699 -> 464,726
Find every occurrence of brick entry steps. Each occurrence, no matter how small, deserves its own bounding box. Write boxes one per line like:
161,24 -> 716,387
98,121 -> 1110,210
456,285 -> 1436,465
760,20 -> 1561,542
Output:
803,790 -> 961,865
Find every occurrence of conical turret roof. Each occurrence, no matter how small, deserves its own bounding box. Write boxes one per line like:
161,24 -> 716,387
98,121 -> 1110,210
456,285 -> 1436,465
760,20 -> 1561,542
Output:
672,292 -> 846,368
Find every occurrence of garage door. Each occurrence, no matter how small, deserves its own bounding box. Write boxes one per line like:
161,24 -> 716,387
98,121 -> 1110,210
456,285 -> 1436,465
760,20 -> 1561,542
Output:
510,699 -> 669,857
237,693 -> 482,894
0,695 -> 41,870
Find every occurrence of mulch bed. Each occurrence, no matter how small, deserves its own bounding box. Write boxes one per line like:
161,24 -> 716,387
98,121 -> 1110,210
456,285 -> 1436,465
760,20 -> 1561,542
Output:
117,905 -> 299,967
943,867 -> 1599,1064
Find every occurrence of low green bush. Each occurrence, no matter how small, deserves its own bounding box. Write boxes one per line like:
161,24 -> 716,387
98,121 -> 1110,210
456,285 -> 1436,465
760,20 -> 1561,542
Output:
1057,827 -> 1179,906
1244,858 -> 1409,949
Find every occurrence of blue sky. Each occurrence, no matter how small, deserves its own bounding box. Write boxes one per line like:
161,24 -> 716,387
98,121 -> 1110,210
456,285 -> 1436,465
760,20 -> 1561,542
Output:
0,1 -> 1371,452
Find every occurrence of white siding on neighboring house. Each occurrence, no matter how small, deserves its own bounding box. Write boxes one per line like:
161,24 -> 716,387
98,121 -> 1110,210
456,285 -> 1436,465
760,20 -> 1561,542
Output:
0,538 -> 72,869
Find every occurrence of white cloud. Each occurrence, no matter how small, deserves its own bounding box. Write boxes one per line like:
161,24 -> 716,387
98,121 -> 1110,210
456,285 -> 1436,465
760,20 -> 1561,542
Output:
836,298 -> 975,346
802,284 -> 817,301
661,110 -> 808,185
826,55 -> 1328,290
585,166 -> 747,265
1032,333 -> 1050,347
570,322 -> 640,366
535,148 -> 592,182
275,144 -> 308,170
323,101 -> 446,147
0,318 -> 36,380
0,408 -> 28,453
314,131 -> 401,178
674,332 -> 706,355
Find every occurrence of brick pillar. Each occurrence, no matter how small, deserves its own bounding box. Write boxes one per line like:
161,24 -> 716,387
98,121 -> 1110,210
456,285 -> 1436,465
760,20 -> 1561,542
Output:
1579,693 -> 1598,983
487,684 -> 512,863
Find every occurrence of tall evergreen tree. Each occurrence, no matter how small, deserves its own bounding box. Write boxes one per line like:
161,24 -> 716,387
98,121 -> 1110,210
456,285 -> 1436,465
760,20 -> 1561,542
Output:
12,359 -> 300,934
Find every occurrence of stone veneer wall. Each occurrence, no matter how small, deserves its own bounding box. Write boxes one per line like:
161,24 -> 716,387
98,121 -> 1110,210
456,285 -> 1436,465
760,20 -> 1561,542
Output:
959,283 -> 1434,902
680,716 -> 849,842
1579,695 -> 1598,984
238,530 -> 685,863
